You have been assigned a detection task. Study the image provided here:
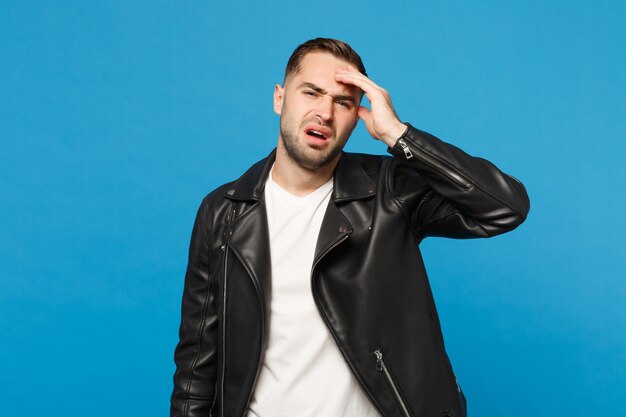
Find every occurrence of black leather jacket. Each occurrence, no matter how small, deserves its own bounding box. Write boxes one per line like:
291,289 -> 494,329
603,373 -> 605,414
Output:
171,124 -> 530,417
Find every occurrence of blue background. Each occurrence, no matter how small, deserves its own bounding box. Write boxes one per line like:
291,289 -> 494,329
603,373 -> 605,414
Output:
1,1 -> 624,416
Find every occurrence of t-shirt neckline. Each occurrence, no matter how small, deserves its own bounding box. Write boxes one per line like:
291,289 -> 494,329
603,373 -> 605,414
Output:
266,165 -> 334,203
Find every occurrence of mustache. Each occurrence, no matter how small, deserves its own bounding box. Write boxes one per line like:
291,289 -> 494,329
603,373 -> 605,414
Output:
301,118 -> 333,130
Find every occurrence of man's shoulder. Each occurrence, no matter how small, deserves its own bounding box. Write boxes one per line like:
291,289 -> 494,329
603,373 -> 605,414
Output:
340,151 -> 393,180
201,181 -> 238,202
199,151 -> 271,206
343,151 -> 391,167
191,181 -> 235,223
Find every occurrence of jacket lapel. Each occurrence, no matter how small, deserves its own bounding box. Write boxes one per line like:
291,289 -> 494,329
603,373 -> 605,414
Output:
314,153 -> 377,264
313,200 -> 353,268
224,151 -> 275,329
222,150 -> 378,322
228,200 -> 272,325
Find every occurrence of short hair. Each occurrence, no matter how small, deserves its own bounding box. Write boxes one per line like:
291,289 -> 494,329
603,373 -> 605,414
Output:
284,38 -> 367,82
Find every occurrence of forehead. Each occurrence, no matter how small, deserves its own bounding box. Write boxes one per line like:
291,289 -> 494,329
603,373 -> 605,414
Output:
287,52 -> 360,94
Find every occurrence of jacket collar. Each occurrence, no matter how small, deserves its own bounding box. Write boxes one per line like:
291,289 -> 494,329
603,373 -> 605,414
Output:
223,149 -> 376,202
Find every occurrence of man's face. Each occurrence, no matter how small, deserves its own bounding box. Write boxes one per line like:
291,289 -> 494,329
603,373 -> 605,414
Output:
273,52 -> 362,170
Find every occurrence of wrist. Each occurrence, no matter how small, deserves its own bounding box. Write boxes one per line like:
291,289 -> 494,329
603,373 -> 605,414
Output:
382,121 -> 409,147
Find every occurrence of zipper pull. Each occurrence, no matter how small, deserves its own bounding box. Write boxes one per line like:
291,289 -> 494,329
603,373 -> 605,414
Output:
374,349 -> 383,372
397,139 -> 413,160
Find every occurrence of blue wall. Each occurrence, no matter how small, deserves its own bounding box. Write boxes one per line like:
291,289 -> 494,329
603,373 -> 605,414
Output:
1,1 -> 624,416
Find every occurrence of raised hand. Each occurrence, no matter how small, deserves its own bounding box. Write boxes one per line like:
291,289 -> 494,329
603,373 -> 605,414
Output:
335,67 -> 407,147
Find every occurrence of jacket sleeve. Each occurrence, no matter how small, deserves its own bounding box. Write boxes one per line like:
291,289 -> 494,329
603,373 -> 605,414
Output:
171,197 -> 219,417
387,123 -> 530,239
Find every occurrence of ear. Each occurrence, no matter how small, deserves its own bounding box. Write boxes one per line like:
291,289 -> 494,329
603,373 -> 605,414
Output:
273,84 -> 284,115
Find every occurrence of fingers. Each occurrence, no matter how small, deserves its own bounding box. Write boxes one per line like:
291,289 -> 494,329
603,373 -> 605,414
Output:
334,69 -> 382,96
357,105 -> 377,140
335,69 -> 394,114
357,106 -> 372,123
337,69 -> 401,144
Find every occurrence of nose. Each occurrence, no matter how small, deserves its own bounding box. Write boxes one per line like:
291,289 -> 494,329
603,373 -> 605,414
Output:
314,96 -> 334,123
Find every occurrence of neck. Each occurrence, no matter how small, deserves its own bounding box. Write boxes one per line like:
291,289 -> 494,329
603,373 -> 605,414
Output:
272,140 -> 338,197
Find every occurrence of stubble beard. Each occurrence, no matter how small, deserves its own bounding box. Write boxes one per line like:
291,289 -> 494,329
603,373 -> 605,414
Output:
279,115 -> 346,171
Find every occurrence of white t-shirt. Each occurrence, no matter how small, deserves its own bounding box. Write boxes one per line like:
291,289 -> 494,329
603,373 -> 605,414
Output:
246,166 -> 381,417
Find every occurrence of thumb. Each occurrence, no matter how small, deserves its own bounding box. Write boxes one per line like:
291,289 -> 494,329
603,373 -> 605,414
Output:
357,106 -> 376,137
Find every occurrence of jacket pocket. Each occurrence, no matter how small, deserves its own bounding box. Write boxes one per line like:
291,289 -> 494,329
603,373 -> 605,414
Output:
373,348 -> 413,417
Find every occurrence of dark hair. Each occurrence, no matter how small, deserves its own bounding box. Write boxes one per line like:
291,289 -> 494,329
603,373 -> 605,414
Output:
284,38 -> 367,81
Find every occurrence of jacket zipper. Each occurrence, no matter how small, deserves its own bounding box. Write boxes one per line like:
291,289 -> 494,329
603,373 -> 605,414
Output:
396,138 -> 414,159
374,348 -> 412,417
220,243 -> 229,417
396,138 -> 472,190
219,203 -> 268,417
220,205 -> 238,417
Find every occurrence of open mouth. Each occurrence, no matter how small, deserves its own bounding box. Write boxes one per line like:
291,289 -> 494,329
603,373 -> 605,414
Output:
304,124 -> 332,141
306,129 -> 328,139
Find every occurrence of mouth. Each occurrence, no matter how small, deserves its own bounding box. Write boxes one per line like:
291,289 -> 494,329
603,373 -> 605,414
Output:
303,124 -> 332,141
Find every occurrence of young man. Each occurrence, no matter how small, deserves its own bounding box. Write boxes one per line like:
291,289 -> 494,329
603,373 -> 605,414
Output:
171,38 -> 530,417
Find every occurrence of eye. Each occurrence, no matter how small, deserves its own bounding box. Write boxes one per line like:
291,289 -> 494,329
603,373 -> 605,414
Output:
304,90 -> 317,97
337,100 -> 351,109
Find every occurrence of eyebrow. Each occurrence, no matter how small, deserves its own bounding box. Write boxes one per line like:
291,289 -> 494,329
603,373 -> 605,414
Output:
297,82 -> 356,103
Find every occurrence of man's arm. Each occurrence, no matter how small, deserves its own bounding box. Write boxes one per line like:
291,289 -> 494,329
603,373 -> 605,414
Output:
171,197 -> 219,417
335,68 -> 530,239
386,123 -> 530,239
